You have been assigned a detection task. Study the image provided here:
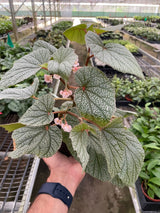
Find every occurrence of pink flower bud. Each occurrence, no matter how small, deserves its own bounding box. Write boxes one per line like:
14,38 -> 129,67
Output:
60,89 -> 72,98
61,123 -> 72,132
44,74 -> 53,83
0,112 -> 2,115
53,74 -> 61,80
54,118 -> 62,125
73,60 -> 79,68
72,66 -> 81,73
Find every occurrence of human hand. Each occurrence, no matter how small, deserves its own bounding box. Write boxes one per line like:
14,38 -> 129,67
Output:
43,152 -> 85,196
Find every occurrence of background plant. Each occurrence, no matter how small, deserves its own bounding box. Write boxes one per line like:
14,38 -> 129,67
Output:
131,104 -> 160,199
112,76 -> 160,104
36,21 -> 73,48
123,23 -> 160,42
0,41 -> 32,72
0,24 -> 144,187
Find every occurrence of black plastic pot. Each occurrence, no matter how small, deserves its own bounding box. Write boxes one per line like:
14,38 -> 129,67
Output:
132,51 -> 143,57
116,98 -> 160,107
135,178 -> 160,212
116,100 -> 131,107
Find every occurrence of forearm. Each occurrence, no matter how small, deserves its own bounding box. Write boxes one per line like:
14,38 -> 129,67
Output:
28,194 -> 68,213
28,172 -> 78,213
27,153 -> 85,213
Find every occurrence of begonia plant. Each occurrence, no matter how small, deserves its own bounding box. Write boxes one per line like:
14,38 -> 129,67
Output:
0,24 -> 144,186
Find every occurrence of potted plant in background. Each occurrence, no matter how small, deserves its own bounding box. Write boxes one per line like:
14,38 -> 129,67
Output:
131,103 -> 160,211
0,24 -> 144,187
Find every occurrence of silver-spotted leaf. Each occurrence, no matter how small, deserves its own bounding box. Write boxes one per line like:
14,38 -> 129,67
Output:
100,118 -> 130,178
33,40 -> 57,54
62,131 -> 80,162
69,123 -> 90,169
85,31 -> 144,79
86,130 -> 111,181
48,46 -> 78,80
66,108 -> 80,128
111,175 -> 125,187
8,125 -> 62,158
74,66 -> 116,127
60,101 -> 73,111
0,78 -> 39,100
117,130 -> 144,186
0,48 -> 51,88
101,117 -> 144,184
19,94 -> 54,126
63,24 -> 87,44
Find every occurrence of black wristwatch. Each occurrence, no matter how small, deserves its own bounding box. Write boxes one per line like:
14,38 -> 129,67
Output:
38,182 -> 73,208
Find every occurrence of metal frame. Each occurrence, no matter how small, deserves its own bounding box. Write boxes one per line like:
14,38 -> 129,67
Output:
0,114 -> 40,213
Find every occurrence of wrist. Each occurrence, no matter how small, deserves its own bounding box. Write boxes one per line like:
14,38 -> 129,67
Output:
47,172 -> 79,196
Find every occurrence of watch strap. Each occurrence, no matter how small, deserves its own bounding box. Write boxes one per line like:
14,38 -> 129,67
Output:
38,182 -> 73,208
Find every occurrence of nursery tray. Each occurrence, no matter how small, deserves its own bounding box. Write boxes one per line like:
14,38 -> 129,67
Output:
0,113 -> 40,213
135,179 -> 160,212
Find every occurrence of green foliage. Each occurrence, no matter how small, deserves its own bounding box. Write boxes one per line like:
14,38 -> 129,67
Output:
0,19 -> 12,35
100,31 -> 123,40
36,21 -> 73,48
131,104 -> 160,199
0,123 -> 25,133
96,17 -> 123,25
134,15 -> 160,23
0,41 -> 32,72
112,76 -> 160,104
63,24 -> 106,44
52,21 -> 73,31
0,16 -> 32,36
123,23 -> 160,42
0,27 -> 145,186
103,39 -> 138,53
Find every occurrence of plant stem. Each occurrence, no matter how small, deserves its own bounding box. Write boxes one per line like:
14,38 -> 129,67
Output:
53,110 -> 66,114
81,117 -> 102,130
60,77 -> 65,85
53,110 -> 102,130
67,111 -> 102,130
67,84 -> 79,90
85,47 -> 94,66
67,111 -> 82,122
41,67 -> 48,71
54,97 -> 72,101
32,95 -> 38,100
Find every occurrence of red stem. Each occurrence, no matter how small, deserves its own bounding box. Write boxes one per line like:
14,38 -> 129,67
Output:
60,78 -> 65,85
81,117 -> 102,130
41,67 -> 48,71
85,54 -> 94,66
53,110 -> 102,130
68,84 -> 79,90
